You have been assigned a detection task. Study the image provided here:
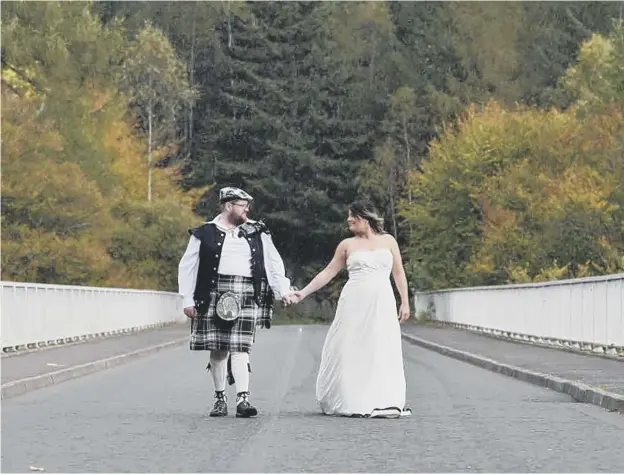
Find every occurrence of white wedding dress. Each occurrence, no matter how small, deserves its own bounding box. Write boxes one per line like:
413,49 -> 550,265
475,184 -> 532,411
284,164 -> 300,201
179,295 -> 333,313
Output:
316,248 -> 410,418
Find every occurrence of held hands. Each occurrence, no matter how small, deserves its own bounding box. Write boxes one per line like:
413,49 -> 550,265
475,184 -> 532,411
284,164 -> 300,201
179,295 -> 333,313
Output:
282,291 -> 304,307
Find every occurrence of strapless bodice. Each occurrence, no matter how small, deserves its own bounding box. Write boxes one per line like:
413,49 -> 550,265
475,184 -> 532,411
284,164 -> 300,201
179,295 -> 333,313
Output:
346,248 -> 393,282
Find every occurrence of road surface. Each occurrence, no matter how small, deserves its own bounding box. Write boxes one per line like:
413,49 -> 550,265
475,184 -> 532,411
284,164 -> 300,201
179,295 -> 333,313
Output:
2,325 -> 623,472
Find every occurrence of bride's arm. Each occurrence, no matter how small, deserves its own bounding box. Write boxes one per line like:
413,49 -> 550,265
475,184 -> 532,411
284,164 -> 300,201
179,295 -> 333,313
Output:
297,240 -> 349,300
387,235 -> 410,317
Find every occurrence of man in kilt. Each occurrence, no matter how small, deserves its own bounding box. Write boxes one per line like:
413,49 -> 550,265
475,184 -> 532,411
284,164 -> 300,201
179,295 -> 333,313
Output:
178,187 -> 292,418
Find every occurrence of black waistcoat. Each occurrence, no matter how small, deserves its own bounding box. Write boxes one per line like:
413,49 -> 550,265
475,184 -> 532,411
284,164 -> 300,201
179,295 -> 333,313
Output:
188,221 -> 272,306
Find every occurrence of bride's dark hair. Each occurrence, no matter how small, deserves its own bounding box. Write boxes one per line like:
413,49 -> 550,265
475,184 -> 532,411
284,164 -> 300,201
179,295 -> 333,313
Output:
349,201 -> 385,234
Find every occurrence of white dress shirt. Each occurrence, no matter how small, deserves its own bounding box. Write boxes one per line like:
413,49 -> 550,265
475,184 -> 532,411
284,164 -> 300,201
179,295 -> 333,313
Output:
177,214 -> 291,308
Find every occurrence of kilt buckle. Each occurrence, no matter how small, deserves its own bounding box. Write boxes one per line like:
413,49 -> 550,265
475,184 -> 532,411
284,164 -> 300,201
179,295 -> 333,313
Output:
215,291 -> 242,321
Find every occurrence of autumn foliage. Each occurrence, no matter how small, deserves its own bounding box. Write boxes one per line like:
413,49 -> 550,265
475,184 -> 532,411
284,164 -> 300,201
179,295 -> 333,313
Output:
399,25 -> 624,290
2,2 -> 623,298
1,3 -> 206,291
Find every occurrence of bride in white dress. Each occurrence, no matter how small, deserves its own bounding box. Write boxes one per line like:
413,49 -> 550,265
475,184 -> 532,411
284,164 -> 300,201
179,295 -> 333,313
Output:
287,201 -> 411,418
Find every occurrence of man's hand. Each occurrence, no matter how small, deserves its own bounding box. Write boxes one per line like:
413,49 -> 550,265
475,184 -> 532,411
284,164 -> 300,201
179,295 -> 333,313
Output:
282,292 -> 301,306
282,294 -> 294,306
184,306 -> 197,319
398,302 -> 410,323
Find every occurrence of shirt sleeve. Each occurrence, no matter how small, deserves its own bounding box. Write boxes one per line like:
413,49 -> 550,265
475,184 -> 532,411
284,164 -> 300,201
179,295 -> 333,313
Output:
178,235 -> 201,308
261,232 -> 291,299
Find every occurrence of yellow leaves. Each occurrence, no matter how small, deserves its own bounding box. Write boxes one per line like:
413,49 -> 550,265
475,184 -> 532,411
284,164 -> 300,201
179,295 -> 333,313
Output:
159,163 -> 213,210
506,265 -> 534,283
562,24 -> 624,117
106,118 -> 149,202
3,97 -> 115,271
479,197 -> 517,232
1,225 -> 112,285
2,76 -> 204,290
399,28 -> 624,289
1,66 -> 41,98
543,167 -> 610,214
15,157 -> 106,216
532,263 -> 572,283
401,91 -> 624,288
84,83 -> 114,114
562,33 -> 613,101
105,115 -> 211,212
1,4 -> 206,291
1,95 -> 63,162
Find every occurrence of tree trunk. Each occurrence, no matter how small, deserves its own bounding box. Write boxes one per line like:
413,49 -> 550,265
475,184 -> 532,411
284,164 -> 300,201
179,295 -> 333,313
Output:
390,193 -> 398,238
227,1 -> 233,49
402,112 -> 412,204
148,102 -> 153,202
188,17 -> 196,156
389,162 -> 398,238
369,36 -> 377,89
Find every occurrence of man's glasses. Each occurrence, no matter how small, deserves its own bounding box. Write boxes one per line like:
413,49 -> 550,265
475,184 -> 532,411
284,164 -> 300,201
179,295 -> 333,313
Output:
231,202 -> 250,211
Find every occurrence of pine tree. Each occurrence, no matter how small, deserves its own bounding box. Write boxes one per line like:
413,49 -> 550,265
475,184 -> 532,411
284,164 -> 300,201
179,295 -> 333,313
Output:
183,2 -> 376,282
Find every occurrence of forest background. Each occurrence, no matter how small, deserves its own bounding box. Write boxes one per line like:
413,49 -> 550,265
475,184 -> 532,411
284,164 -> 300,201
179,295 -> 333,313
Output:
2,1 -> 623,322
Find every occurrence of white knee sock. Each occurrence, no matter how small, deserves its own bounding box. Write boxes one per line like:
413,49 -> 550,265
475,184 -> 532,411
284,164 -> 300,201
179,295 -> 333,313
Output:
209,350 -> 228,392
230,351 -> 250,396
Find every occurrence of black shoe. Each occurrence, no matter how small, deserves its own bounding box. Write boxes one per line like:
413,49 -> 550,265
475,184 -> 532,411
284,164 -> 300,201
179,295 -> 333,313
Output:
235,392 -> 258,418
209,391 -> 228,417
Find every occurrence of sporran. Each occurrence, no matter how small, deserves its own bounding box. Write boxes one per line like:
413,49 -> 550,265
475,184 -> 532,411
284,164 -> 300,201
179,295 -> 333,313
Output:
215,291 -> 242,321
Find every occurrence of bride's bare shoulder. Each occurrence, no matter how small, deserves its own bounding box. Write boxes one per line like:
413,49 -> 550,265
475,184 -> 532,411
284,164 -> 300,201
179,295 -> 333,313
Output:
337,237 -> 354,252
380,233 -> 400,250
329,238 -> 352,264
379,233 -> 396,243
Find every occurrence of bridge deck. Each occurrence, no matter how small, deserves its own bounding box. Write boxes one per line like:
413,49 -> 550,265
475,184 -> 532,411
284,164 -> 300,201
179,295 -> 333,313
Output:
2,325 -> 624,472
403,324 -> 624,398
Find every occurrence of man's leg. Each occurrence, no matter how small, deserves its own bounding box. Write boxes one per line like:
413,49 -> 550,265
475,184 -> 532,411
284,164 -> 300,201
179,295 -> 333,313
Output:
230,351 -> 257,418
208,350 -> 228,417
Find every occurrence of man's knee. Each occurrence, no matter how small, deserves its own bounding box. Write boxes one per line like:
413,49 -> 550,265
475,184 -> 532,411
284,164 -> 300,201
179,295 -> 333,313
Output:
230,351 -> 249,361
210,350 -> 228,361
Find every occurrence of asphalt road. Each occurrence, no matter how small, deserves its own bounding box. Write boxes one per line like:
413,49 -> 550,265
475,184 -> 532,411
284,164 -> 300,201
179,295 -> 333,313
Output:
2,325 -> 624,473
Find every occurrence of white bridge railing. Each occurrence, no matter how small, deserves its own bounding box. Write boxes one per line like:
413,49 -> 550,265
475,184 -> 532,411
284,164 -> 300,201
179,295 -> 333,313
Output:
1,281 -> 185,352
3,275 -> 623,355
414,273 -> 624,356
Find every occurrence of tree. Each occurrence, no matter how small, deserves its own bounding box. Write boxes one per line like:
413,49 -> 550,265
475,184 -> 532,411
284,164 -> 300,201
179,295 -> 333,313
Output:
1,88 -> 116,285
399,100 -> 624,290
178,2 -> 376,290
358,86 -> 425,238
121,23 -> 196,201
561,22 -> 624,116
1,2 -> 206,291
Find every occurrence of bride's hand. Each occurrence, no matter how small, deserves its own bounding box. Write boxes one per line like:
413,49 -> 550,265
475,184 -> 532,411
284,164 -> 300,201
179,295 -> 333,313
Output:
283,292 -> 303,306
285,291 -> 305,305
398,302 -> 410,323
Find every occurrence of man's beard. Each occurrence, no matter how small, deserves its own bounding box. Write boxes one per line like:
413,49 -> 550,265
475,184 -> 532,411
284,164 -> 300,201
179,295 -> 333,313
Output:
233,214 -> 247,226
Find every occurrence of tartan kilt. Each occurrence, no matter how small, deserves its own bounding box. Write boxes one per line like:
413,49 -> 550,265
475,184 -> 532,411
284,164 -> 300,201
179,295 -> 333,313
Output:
190,274 -> 274,352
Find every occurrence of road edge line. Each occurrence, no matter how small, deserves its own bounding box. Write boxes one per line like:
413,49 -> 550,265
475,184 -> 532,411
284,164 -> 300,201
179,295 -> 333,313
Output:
402,332 -> 624,415
1,337 -> 188,400
1,322 -> 188,358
